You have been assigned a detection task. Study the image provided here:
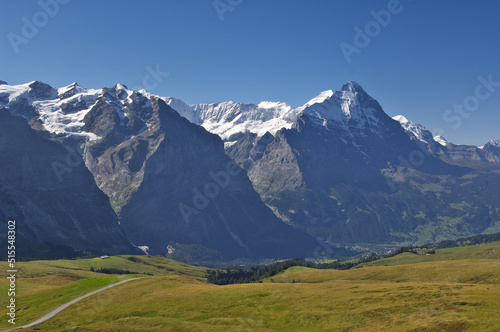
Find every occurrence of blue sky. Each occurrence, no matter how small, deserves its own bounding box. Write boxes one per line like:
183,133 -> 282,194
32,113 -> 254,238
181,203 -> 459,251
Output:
1,0 -> 499,145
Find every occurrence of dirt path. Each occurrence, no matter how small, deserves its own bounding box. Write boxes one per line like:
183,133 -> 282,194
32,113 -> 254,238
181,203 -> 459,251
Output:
3,277 -> 142,331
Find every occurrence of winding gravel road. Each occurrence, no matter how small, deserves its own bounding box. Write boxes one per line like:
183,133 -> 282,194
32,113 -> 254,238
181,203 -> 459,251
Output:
2,277 -> 142,331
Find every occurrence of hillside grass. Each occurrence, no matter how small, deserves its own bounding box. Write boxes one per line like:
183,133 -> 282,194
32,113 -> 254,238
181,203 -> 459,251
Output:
15,269 -> 500,331
0,255 -> 206,328
361,240 -> 500,267
6,255 -> 207,278
1,243 -> 499,331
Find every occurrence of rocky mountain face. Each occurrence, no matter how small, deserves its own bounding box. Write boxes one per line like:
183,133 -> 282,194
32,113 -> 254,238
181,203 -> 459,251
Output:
0,81 -> 317,262
163,97 -> 301,141
224,83 -> 500,246
2,79 -> 499,260
112,97 -> 316,260
394,115 -> 500,163
482,140 -> 500,158
0,107 -> 135,258
166,84 -> 500,166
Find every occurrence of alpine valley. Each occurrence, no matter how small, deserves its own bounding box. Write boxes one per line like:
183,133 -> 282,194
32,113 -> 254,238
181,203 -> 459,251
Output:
1,80 -> 499,264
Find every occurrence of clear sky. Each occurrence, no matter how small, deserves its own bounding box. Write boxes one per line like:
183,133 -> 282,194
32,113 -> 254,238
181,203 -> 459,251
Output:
1,0 -> 499,145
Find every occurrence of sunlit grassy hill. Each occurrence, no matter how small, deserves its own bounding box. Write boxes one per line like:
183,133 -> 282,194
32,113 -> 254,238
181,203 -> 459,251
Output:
0,255 -> 206,329
265,242 -> 500,285
1,242 -> 499,331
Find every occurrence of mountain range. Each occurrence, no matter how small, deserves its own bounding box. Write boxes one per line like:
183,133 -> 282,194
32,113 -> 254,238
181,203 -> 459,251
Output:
1,79 -> 499,262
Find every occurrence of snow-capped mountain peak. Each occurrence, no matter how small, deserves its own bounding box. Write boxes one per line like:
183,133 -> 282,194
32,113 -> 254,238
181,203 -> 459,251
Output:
2,80 -> 470,152
303,89 -> 334,108
58,82 -> 88,99
163,97 -> 302,141
0,81 -> 378,143
0,82 -> 30,103
0,81 -> 102,140
103,84 -> 133,100
302,82 -> 384,131
486,140 -> 500,147
434,135 -> 449,146
115,83 -> 128,90
28,81 -> 58,100
162,82 -> 391,140
479,139 -> 500,150
392,114 -> 410,124
392,115 -> 435,144
0,81 -> 58,104
341,80 -> 365,93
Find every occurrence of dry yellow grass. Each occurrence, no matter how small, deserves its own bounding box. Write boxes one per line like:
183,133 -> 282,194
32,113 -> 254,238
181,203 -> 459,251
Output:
16,274 -> 500,331
2,243 -> 499,331
0,255 -> 206,329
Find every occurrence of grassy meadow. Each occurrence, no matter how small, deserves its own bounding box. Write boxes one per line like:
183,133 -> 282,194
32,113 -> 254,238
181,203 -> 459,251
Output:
0,242 -> 499,331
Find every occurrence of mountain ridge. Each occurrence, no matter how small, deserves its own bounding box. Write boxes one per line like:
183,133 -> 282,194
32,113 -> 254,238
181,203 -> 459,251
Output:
0,80 -> 319,262
2,80 -> 500,260
2,80 -> 497,150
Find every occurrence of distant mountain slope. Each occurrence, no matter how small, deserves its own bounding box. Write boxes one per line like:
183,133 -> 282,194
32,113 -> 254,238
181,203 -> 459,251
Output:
115,97 -> 317,260
163,96 -> 301,141
227,83 -> 500,247
163,85 -> 500,168
1,80 -> 499,259
0,108 -> 135,257
0,82 -> 317,261
393,114 -> 500,162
